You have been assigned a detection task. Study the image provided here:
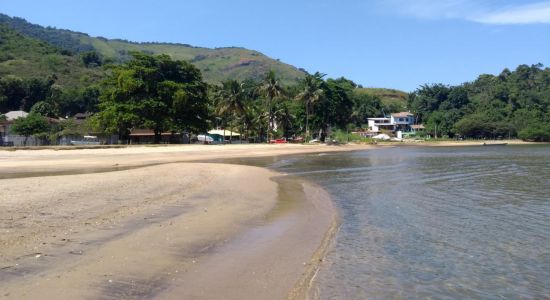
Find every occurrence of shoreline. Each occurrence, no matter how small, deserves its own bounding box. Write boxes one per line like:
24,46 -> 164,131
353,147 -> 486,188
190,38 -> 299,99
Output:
375,139 -> 546,147
0,145 -> 346,299
4,142 -> 543,298
0,144 -> 379,179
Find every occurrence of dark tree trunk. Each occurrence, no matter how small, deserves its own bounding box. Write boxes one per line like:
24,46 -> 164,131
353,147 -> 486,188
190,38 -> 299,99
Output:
154,129 -> 162,144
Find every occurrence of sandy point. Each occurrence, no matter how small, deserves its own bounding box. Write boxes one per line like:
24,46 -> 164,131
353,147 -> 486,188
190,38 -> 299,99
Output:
0,144 -> 347,299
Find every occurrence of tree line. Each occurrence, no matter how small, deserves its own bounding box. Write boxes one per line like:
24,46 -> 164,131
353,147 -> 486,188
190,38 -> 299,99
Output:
2,52 -> 390,144
2,52 -> 550,144
409,63 -> 550,141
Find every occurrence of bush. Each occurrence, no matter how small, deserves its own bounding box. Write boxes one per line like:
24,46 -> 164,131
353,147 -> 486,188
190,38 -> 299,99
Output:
518,124 -> 550,142
11,113 -> 50,145
332,129 -> 374,144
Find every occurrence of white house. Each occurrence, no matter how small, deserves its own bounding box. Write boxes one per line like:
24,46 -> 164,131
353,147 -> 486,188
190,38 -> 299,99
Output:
367,118 -> 393,133
390,112 -> 415,132
390,112 -> 414,126
367,112 -> 417,134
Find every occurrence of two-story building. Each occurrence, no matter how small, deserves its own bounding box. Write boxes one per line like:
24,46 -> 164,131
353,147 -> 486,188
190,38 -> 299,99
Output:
367,112 -> 417,136
390,112 -> 415,132
367,117 -> 393,133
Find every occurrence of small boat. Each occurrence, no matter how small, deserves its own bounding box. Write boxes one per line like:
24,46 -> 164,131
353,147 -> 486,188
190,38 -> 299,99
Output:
483,142 -> 508,146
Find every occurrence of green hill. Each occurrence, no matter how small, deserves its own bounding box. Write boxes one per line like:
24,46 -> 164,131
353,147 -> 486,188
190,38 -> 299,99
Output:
0,25 -> 103,89
0,13 -> 306,85
355,88 -> 408,109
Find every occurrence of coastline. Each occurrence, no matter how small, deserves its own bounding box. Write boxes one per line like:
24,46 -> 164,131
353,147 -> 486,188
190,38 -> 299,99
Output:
0,145 -> 348,299
375,139 -> 545,147
0,143 -> 378,179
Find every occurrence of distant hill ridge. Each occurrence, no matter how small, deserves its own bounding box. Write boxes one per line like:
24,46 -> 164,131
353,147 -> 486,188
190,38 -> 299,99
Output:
0,13 -> 306,85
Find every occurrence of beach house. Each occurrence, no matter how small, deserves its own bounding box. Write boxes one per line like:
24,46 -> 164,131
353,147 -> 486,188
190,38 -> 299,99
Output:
366,112 -> 419,137
390,112 -> 415,132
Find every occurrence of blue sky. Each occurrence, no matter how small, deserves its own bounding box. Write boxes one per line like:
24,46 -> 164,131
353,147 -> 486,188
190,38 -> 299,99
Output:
1,0 -> 549,91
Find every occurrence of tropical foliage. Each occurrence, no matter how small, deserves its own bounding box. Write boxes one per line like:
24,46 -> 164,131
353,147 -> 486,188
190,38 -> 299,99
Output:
92,52 -> 209,142
1,12 -> 549,144
409,64 -> 550,141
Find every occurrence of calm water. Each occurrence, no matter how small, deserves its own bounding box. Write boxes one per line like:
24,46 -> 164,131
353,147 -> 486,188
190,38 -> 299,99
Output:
235,146 -> 550,299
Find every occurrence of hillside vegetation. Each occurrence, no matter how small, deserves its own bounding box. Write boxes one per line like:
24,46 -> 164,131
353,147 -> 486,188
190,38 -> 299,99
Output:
0,25 -> 103,114
0,25 -> 103,89
355,88 -> 408,111
409,64 -> 550,141
0,13 -> 305,85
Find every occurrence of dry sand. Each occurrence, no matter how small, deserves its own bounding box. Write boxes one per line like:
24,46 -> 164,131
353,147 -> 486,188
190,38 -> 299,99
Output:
0,144 -> 354,299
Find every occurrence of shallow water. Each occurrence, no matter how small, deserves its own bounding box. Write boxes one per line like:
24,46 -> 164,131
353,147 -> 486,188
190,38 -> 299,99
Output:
231,145 -> 550,299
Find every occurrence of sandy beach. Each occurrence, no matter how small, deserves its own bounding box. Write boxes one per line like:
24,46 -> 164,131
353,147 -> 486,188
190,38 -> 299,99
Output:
0,141 -> 540,299
0,144 -> 365,299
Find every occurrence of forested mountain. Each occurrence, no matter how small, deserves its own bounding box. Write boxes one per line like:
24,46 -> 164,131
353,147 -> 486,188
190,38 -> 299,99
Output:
409,64 -> 550,141
0,25 -> 102,114
0,13 -> 306,85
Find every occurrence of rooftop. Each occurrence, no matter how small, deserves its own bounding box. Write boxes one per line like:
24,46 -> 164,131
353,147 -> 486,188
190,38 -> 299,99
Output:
4,111 -> 29,121
391,112 -> 414,118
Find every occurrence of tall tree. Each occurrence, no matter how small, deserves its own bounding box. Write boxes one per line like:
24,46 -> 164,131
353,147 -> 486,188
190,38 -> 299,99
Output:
258,70 -> 284,142
295,72 -> 325,142
315,77 -> 355,141
272,100 -> 296,138
215,80 -> 246,143
95,52 -> 209,143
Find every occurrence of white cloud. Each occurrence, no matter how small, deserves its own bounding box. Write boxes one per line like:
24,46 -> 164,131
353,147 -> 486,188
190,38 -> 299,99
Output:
472,2 -> 550,24
380,0 -> 550,25
385,0 -> 479,19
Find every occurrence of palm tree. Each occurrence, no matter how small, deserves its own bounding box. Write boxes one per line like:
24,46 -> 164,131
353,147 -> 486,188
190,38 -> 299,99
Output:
272,101 -> 295,139
251,105 -> 269,143
216,80 -> 246,143
295,72 -> 325,142
258,70 -> 284,142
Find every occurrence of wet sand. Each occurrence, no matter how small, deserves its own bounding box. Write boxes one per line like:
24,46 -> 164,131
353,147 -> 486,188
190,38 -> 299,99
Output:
0,144 -> 349,299
0,144 -> 376,179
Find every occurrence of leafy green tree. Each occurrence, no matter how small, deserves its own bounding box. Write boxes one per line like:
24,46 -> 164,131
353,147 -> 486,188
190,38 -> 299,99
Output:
0,76 -> 26,111
30,101 -> 57,117
518,123 -> 550,142
11,113 -> 50,145
408,84 -> 451,123
81,51 -> 102,67
295,72 -> 324,142
95,52 -> 209,143
314,78 -> 355,141
351,92 -> 382,126
22,78 -> 54,111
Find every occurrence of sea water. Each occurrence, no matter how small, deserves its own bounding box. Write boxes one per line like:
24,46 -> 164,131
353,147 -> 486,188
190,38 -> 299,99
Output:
251,145 -> 550,299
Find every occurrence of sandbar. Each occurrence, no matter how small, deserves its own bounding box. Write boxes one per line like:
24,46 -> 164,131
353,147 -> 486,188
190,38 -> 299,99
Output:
0,144 -> 351,299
